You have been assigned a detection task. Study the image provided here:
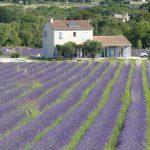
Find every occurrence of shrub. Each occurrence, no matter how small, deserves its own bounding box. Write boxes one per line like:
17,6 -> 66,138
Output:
10,52 -> 20,58
0,50 -> 3,56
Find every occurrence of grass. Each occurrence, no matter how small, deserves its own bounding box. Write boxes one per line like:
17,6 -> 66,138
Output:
16,80 -> 42,99
21,103 -> 40,118
104,62 -> 134,150
142,61 -> 150,150
63,62 -> 124,150
23,62 -> 112,150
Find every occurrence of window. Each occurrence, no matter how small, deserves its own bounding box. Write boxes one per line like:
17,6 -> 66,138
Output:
59,32 -> 65,39
73,32 -> 76,37
43,31 -> 47,38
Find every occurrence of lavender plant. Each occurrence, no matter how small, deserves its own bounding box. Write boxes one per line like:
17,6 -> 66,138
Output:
76,63 -> 130,150
117,64 -> 146,150
104,62 -> 134,150
31,62 -> 120,150
142,62 -> 150,149
23,62 -> 110,150
0,63 -> 97,149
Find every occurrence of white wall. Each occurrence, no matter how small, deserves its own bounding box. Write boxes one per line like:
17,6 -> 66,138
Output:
42,22 -> 54,58
54,29 -> 93,46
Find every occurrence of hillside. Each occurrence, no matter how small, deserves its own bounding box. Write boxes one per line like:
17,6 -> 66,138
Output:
0,2 -> 150,49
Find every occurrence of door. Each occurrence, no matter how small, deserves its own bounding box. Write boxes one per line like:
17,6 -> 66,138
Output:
123,47 -> 129,57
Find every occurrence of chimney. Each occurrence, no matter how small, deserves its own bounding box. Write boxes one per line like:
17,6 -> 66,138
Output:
49,17 -> 53,23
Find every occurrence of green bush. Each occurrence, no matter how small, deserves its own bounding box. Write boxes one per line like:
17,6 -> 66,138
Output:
10,52 -> 20,58
0,50 -> 3,56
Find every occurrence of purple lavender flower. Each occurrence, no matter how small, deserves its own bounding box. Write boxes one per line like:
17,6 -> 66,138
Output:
31,63 -> 119,150
0,62 -> 97,150
117,64 -> 146,150
76,63 -> 130,150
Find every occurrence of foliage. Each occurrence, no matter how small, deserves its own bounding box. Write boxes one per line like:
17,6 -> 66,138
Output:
22,104 -> 40,117
0,4 -> 149,48
0,50 -> 3,56
126,21 -> 150,48
10,52 -> 20,58
56,44 -> 63,59
83,40 -> 102,58
61,41 -> 77,58
137,39 -> 142,49
0,24 -> 21,46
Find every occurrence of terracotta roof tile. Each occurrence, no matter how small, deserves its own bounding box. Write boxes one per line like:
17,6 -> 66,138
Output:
93,35 -> 131,46
51,20 -> 93,30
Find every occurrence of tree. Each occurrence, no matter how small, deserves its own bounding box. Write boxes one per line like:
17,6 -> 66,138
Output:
137,20 -> 150,48
83,40 -> 102,59
0,24 -> 21,47
137,39 -> 142,49
19,30 -> 34,46
62,42 -> 77,58
0,6 -> 24,23
23,0 -> 27,5
56,44 -> 63,59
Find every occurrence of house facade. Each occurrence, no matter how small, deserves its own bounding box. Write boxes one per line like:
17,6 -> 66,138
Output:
114,13 -> 130,23
43,19 -> 93,58
43,19 -> 131,58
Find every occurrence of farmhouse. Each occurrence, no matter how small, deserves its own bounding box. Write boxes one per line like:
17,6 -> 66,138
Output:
43,18 -> 131,58
113,13 -> 130,23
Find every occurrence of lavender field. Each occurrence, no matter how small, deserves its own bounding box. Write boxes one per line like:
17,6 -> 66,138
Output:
0,61 -> 150,150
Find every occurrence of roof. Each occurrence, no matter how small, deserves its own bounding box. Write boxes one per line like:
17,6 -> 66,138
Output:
51,20 -> 93,30
93,35 -> 131,47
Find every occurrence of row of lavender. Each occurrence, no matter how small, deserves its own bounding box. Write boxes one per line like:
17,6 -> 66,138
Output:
32,62 -> 149,150
0,61 -> 149,150
0,61 -> 79,128
0,61 -> 96,146
0,61 -> 88,134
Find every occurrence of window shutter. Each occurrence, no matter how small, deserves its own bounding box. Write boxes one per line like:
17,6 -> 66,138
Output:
59,32 -> 62,39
